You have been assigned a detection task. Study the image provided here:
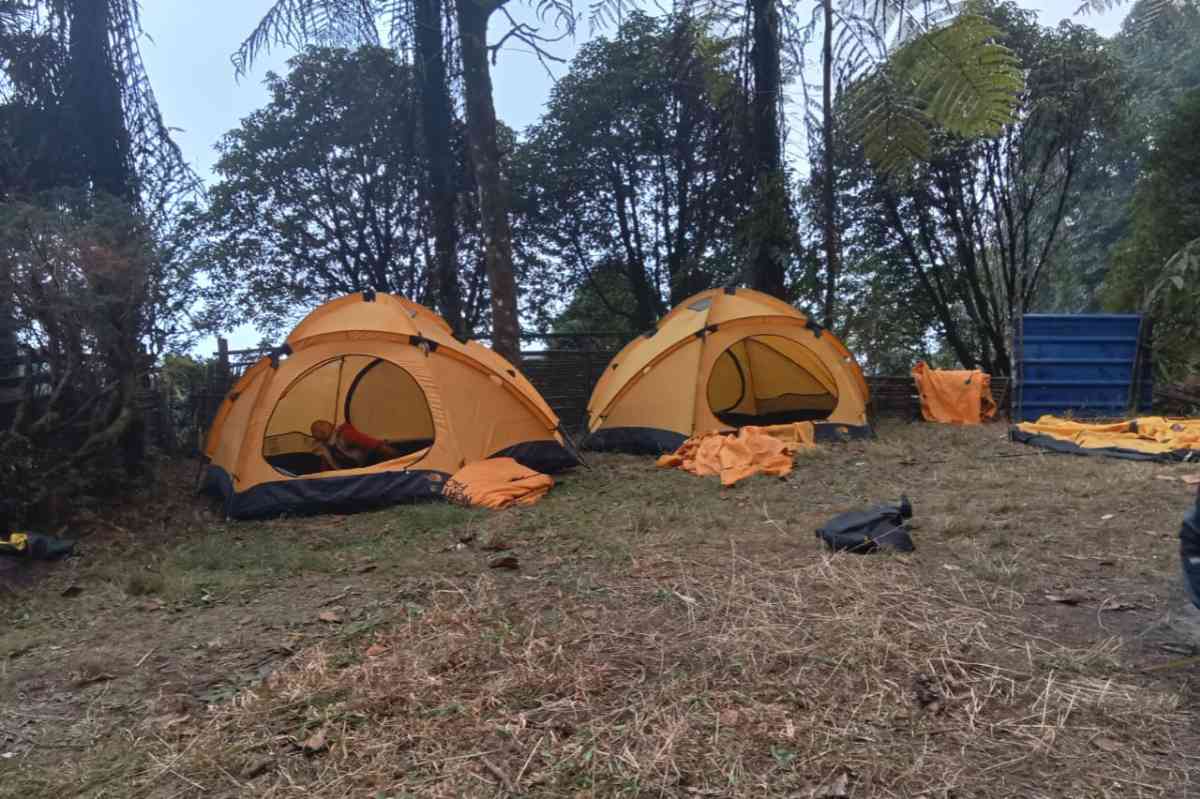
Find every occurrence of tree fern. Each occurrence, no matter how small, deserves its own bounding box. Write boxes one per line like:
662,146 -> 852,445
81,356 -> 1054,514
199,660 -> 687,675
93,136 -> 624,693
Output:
232,0 -> 380,76
853,10 -> 1021,173
892,13 -> 1021,138
853,74 -> 932,174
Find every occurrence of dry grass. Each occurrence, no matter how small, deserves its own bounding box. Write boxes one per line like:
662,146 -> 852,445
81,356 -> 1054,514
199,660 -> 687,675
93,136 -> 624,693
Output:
137,558 -> 1193,797
7,421 -> 1200,798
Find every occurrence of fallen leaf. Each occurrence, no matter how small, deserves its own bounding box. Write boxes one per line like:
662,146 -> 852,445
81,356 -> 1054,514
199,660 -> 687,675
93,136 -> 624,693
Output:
243,757 -> 273,779
60,584 -> 82,597
302,728 -> 328,754
317,610 -> 342,624
2,752 -> 17,759
487,553 -> 519,570
354,563 -> 377,574
1184,475 -> 1200,486
1100,599 -> 1137,612
365,643 -> 388,657
1045,593 -> 1084,606
718,708 -> 740,726
941,564 -> 963,572
1155,475 -> 1178,482
1101,514 -> 1115,521
1092,735 -> 1122,753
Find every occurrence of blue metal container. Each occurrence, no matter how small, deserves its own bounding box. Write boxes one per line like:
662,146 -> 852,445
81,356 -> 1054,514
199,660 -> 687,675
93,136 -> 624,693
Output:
1015,314 -> 1152,422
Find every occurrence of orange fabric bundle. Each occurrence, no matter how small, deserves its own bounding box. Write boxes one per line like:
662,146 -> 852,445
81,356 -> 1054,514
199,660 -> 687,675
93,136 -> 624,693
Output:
444,457 -> 554,509
656,423 -> 814,486
911,362 -> 997,425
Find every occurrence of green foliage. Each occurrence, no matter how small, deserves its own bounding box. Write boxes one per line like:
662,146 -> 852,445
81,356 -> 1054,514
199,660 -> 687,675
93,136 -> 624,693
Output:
0,190 -> 179,523
834,1 -> 1122,374
195,46 -> 488,340
1105,88 -> 1200,378
800,122 -> 941,371
850,11 -> 1024,174
516,13 -> 750,334
1053,0 -> 1200,311
0,1 -> 194,212
548,262 -> 643,343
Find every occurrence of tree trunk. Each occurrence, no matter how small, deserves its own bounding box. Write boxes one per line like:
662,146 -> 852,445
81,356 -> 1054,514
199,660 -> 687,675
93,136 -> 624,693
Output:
66,0 -> 133,200
413,0 -> 465,336
747,0 -> 790,299
819,0 -> 840,329
454,0 -> 521,365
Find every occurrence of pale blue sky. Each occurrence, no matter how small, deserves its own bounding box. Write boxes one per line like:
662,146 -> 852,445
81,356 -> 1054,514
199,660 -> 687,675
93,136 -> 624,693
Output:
136,0 -> 1127,350
139,0 -> 1126,179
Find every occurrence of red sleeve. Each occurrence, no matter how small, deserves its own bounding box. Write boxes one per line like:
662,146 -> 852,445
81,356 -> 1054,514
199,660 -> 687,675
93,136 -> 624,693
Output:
338,423 -> 384,450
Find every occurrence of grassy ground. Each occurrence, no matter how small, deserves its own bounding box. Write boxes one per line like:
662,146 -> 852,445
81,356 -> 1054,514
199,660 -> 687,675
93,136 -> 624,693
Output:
2,421 -> 1200,798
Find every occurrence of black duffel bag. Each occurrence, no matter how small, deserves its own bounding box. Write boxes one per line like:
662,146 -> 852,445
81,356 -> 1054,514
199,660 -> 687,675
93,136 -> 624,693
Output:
816,495 -> 915,554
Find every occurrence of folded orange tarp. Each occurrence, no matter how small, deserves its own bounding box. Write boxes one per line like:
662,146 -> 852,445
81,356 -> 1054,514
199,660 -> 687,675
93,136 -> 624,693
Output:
912,362 -> 997,425
656,423 -> 815,486
444,457 -> 554,509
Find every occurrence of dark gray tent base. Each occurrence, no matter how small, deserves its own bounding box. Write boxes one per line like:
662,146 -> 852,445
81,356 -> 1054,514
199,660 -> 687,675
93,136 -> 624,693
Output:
200,440 -> 578,519
1009,428 -> 1197,463
582,427 -> 689,455
201,465 -> 448,519
584,421 -> 872,456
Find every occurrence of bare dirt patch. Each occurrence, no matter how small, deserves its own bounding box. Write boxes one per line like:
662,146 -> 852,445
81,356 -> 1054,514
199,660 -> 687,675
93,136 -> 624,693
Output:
2,422 -> 1198,797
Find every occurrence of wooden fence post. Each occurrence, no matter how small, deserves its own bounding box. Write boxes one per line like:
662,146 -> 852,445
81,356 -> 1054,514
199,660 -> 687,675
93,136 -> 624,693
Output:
217,337 -> 230,383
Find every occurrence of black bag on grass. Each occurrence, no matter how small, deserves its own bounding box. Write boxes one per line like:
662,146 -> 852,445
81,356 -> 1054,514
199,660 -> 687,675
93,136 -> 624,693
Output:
817,495 -> 914,553
1180,489 -> 1200,610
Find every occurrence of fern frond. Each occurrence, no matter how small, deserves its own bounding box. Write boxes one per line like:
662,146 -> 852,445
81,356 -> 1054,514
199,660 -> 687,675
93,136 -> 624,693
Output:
849,73 -> 933,173
586,0 -> 626,33
375,0 -> 413,54
890,12 -> 1022,139
536,0 -> 577,37
232,0 -> 380,76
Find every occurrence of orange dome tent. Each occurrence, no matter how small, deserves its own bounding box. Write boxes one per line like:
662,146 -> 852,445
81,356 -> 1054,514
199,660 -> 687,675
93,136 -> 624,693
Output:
201,292 -> 577,518
584,288 -> 870,454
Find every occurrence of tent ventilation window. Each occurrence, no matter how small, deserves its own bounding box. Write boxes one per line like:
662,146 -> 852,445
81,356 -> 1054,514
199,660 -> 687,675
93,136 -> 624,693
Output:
261,355 -> 435,476
687,298 -> 712,312
707,335 -> 839,426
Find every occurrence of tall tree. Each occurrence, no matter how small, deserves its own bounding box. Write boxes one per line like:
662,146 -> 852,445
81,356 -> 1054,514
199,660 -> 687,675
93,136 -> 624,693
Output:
454,0 -> 520,362
851,2 -> 1121,374
64,0 -> 132,200
236,0 -> 573,362
817,0 -> 837,327
517,13 -> 750,334
1050,0 -> 1200,309
799,128 -> 941,372
745,0 -> 791,298
197,47 -> 489,340
236,2 -> 473,334
1,1 -> 195,515
412,0 -> 466,335
1105,88 -> 1200,378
